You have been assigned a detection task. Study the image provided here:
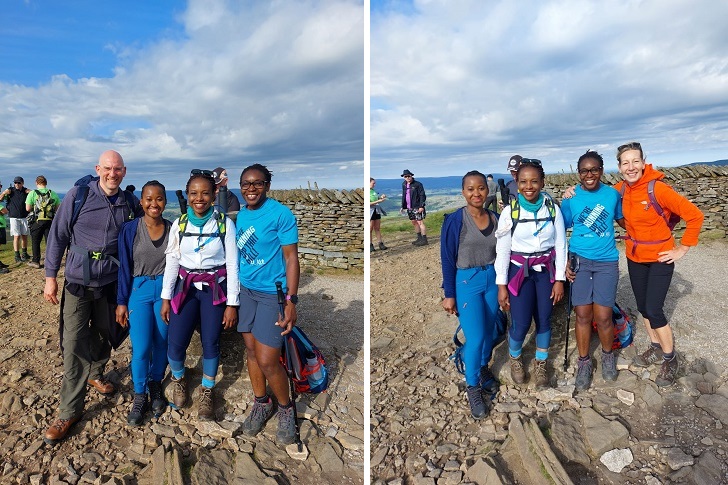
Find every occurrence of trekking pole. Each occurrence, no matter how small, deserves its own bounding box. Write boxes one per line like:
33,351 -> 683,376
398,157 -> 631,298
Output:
563,254 -> 578,371
276,282 -> 303,452
175,190 -> 187,214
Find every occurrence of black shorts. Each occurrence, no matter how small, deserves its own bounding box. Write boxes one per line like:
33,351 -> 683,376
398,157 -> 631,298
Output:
371,211 -> 381,221
407,208 -> 426,221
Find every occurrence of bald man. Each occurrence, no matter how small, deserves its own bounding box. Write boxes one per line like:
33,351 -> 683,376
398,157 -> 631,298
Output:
42,150 -> 142,444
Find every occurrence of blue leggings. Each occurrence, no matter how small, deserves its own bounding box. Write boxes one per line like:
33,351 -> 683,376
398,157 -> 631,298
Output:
167,284 -> 226,388
455,266 -> 499,387
508,263 -> 554,359
128,276 -> 168,394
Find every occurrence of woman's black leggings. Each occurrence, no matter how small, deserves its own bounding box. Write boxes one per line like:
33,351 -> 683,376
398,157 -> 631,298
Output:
626,259 -> 674,329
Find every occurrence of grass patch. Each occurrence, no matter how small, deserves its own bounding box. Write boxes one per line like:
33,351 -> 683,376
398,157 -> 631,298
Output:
379,209 -> 450,236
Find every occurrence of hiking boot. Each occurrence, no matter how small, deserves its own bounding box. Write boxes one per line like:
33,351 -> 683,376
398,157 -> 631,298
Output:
601,350 -> 618,382
575,357 -> 593,391
466,385 -> 489,419
633,345 -> 663,367
276,404 -> 297,445
14,254 -> 22,263
170,376 -> 188,408
127,393 -> 148,427
27,261 -> 41,269
0,260 -> 8,268
412,234 -> 422,245
533,359 -> 549,388
43,416 -> 82,445
370,243 -> 376,251
148,381 -> 166,417
655,355 -> 679,387
378,242 -> 388,250
20,252 -> 29,262
414,235 -> 429,246
480,366 -> 500,397
0,267 -> 8,274
242,397 -> 275,436
197,387 -> 215,421
509,355 -> 526,384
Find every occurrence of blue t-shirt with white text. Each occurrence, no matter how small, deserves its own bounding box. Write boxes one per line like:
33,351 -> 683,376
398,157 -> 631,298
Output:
560,183 -> 623,262
235,198 -> 298,294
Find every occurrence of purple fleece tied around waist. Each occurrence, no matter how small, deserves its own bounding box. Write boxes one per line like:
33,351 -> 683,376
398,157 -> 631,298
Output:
171,267 -> 227,314
507,249 -> 555,296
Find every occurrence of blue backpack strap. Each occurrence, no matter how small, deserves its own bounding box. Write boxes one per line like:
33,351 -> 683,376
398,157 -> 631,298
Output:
449,324 -> 466,375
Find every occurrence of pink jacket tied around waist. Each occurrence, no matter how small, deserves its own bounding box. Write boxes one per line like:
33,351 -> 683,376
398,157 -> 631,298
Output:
170,266 -> 227,314
507,248 -> 556,296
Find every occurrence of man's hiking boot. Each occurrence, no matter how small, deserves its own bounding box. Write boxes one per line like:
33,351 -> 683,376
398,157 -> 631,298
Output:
14,255 -> 22,263
575,357 -> 593,391
509,355 -> 526,384
378,242 -> 388,250
601,350 -> 618,382
656,355 -> 679,387
27,261 -> 41,269
127,393 -> 148,426
633,345 -> 663,367
198,387 -> 215,421
414,235 -> 429,246
480,366 -> 500,397
20,252 -> 29,262
242,397 -> 274,436
170,376 -> 188,408
412,234 -> 423,245
466,385 -> 489,419
276,404 -> 297,445
370,243 -> 376,251
533,359 -> 549,388
43,415 -> 82,445
148,381 -> 166,417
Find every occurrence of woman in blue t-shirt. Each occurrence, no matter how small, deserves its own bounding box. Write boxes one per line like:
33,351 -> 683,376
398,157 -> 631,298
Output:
235,163 -> 300,446
560,150 -> 625,391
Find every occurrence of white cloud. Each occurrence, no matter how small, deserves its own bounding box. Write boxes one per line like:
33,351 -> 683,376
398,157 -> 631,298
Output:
0,0 -> 364,190
371,0 -> 728,177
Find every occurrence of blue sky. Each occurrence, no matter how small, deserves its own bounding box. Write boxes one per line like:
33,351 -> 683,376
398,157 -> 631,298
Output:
0,0 -> 364,191
370,0 -> 728,179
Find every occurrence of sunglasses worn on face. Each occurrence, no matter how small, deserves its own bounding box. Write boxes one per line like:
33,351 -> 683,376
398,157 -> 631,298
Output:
578,167 -> 602,176
241,181 -> 266,190
190,169 -> 214,177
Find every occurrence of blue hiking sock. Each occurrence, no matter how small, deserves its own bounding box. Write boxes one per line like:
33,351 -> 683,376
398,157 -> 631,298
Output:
535,349 -> 548,361
169,358 -> 185,380
508,336 -> 523,358
201,377 -> 215,389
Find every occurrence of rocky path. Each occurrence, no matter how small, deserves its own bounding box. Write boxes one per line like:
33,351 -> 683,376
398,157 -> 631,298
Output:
0,264 -> 364,484
370,234 -> 728,484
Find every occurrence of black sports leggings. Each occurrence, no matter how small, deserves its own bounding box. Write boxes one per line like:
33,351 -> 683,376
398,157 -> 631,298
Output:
626,259 -> 674,329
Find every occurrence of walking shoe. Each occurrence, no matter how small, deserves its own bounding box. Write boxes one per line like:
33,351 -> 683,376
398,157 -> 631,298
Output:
0,260 -> 8,268
633,345 -> 663,367
127,393 -> 148,426
170,376 -> 188,408
44,416 -> 82,444
0,267 -> 8,274
575,357 -> 593,391
242,397 -> 275,436
20,252 -> 29,262
87,378 -> 115,395
509,355 -> 526,384
197,387 -> 215,421
370,243 -> 376,251
378,242 -> 388,250
148,381 -> 166,417
27,261 -> 41,269
480,366 -> 500,397
655,355 -> 679,387
414,235 -> 429,246
466,385 -> 489,419
276,404 -> 297,445
601,350 -> 618,382
14,254 -> 22,263
533,359 -> 549,388
412,234 -> 422,245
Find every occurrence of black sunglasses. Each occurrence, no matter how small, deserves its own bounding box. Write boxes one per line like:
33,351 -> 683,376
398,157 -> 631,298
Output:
520,158 -> 542,166
190,169 -> 215,177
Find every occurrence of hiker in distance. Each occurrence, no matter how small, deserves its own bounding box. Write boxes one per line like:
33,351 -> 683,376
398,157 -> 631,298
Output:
116,180 -> 172,426
0,176 -> 31,262
560,151 -> 625,391
440,171 -> 500,419
234,164 -> 301,445
613,142 -> 704,386
484,174 -> 498,212
498,155 -> 522,209
369,177 -> 388,251
0,183 -> 9,273
495,159 -> 567,388
24,175 -> 61,268
211,166 -> 241,213
160,169 -> 239,420
42,150 -> 142,444
400,169 -> 428,246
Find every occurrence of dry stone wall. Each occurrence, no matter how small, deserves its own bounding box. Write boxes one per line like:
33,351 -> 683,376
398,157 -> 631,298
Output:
268,187 -> 364,270
544,164 -> 728,238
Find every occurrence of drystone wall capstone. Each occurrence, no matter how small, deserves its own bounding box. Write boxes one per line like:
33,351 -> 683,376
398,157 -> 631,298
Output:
268,187 -> 364,270
543,164 -> 727,238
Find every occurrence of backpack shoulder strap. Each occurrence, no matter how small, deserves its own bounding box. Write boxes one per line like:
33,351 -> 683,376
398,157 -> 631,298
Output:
543,194 -> 556,221
647,179 -> 664,217
509,197 -> 520,235
71,185 -> 90,229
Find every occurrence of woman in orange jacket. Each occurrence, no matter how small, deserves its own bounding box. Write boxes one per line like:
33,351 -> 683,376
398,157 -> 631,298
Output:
615,142 -> 704,387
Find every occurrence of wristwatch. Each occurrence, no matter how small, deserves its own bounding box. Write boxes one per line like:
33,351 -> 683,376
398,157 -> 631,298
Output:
286,294 -> 299,305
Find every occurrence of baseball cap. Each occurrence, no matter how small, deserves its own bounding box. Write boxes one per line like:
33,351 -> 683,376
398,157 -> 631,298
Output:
13,176 -> 24,184
212,167 -> 227,184
507,155 -> 523,172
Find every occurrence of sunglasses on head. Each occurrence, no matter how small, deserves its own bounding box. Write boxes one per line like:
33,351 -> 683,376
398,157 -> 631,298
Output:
520,158 -> 542,166
190,169 -> 214,177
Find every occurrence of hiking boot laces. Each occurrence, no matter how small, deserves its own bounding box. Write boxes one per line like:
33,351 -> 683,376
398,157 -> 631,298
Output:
243,398 -> 274,436
656,355 -> 679,387
534,360 -> 548,387
466,385 -> 489,419
601,351 -> 618,381
171,377 -> 188,407
131,394 -> 147,414
276,405 -> 297,445
575,358 -> 593,390
634,345 -> 663,367
198,387 -> 214,420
